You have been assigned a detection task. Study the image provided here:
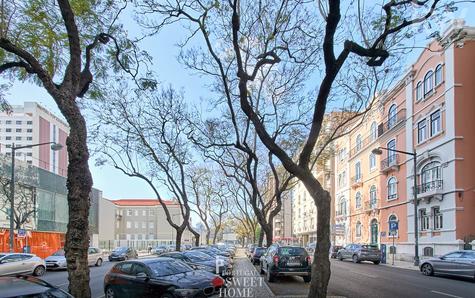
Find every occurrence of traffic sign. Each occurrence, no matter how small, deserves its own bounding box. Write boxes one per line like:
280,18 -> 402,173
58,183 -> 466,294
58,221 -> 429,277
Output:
389,221 -> 398,232
17,229 -> 26,238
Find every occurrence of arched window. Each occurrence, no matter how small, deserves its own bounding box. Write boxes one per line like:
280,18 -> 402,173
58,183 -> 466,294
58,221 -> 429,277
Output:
420,161 -> 442,192
356,134 -> 362,151
370,185 -> 377,208
369,153 -> 376,170
388,104 -> 397,129
387,177 -> 397,200
338,197 -> 347,216
387,139 -> 396,165
371,122 -> 378,140
356,221 -> 362,237
355,161 -> 361,181
389,214 -> 397,222
416,81 -> 423,101
435,64 -> 443,86
424,70 -> 434,95
355,192 -> 362,209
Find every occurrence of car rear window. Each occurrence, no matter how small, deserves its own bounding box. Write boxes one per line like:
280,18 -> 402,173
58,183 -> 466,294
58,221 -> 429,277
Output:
148,260 -> 193,277
362,245 -> 378,249
279,247 -> 307,256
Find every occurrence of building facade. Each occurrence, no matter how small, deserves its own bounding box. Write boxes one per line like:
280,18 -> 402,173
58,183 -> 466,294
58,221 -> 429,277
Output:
0,102 -> 69,176
331,20 -> 475,260
272,190 -> 294,244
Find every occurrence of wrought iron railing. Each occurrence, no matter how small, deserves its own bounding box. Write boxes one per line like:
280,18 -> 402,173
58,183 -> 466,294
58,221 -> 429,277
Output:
381,154 -> 400,170
364,199 -> 378,210
378,109 -> 407,137
415,180 -> 443,194
351,175 -> 363,185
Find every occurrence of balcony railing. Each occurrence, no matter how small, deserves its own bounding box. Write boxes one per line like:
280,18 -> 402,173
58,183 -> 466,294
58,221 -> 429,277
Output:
364,199 -> 378,211
350,134 -> 376,157
335,210 -> 347,217
415,180 -> 443,195
381,154 -> 400,172
378,109 -> 407,137
351,175 -> 363,187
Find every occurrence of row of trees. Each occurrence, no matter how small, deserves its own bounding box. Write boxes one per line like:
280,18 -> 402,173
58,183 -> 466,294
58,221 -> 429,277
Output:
0,0 -> 456,297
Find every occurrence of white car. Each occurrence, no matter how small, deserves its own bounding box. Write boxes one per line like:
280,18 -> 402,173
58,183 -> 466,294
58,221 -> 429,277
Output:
45,247 -> 103,270
0,253 -> 46,276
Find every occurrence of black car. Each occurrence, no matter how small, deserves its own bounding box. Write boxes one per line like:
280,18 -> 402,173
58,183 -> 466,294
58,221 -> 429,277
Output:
103,258 -> 225,298
251,247 -> 266,265
108,247 -> 138,261
336,244 -> 381,264
159,251 -> 231,277
260,244 -> 311,283
0,275 -> 73,298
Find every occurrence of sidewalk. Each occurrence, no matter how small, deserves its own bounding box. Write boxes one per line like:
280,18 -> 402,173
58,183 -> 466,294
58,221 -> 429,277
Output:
381,259 -> 420,271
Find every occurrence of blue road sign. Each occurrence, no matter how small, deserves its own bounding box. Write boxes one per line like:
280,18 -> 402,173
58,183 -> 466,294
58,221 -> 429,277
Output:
389,221 -> 399,232
17,229 -> 26,238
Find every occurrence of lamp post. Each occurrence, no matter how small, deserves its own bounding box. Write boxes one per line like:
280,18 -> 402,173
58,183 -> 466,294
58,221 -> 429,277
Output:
9,142 -> 63,252
372,146 -> 419,266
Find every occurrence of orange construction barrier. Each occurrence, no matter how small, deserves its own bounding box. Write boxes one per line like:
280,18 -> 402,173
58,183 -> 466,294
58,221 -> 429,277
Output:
0,229 -> 65,259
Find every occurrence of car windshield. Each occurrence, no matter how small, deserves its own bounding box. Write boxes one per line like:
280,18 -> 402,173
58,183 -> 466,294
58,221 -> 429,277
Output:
0,254 -> 5,258
113,247 -> 127,252
279,247 -> 307,256
148,260 -> 193,277
362,245 -> 378,249
185,252 -> 212,262
52,249 -> 65,256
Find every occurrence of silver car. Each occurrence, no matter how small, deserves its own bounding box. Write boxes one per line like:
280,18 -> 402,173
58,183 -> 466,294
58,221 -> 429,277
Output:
0,253 -> 46,276
420,250 -> 475,280
46,247 -> 103,270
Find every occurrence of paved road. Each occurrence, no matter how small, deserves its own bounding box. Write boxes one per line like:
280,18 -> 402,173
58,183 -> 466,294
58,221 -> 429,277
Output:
253,258 -> 475,298
41,261 -> 115,298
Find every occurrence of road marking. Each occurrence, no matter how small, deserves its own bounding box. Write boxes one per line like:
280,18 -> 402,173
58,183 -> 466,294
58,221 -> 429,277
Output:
430,290 -> 463,298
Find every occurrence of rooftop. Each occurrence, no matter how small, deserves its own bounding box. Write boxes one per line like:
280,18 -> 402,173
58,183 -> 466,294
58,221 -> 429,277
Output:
110,199 -> 178,206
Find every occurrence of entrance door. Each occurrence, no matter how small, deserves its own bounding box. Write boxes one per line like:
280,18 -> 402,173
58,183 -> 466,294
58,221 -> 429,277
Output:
370,219 -> 378,245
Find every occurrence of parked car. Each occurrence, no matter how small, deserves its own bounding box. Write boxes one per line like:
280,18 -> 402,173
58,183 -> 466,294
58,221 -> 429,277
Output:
306,242 -> 316,253
151,246 -> 167,255
0,253 -> 46,277
190,247 -> 232,263
108,247 -> 138,261
103,258 -> 225,298
159,251 -> 231,277
251,247 -> 266,265
260,245 -> 311,283
246,244 -> 256,257
183,244 -> 192,251
337,244 -> 381,264
166,245 -> 176,252
0,275 -> 73,297
330,245 -> 343,258
420,250 -> 475,280
46,247 -> 103,270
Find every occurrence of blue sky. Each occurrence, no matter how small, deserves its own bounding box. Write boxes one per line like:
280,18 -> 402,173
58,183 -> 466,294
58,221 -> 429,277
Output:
2,3 -> 474,200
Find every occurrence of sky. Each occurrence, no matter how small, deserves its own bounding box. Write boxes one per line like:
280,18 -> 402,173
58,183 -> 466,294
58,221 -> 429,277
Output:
2,2 -> 474,201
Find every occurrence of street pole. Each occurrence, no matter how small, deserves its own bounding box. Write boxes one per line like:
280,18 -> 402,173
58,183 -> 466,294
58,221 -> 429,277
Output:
9,144 -> 15,252
413,151 -> 420,266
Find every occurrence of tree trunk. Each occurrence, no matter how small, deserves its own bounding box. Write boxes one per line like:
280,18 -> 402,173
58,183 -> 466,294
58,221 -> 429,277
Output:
265,223 -> 273,247
212,231 -> 218,244
61,101 -> 93,298
187,224 -> 200,247
175,228 -> 184,251
205,230 -> 210,245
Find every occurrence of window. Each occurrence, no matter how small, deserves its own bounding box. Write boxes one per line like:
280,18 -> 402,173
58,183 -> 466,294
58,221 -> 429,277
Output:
5,120 -> 12,124
149,210 -> 154,216
149,222 -> 154,229
355,162 -> 361,181
370,185 -> 377,208
26,153 -> 32,157
387,139 -> 396,165
420,209 -> 429,230
27,128 -> 33,133
142,222 -> 146,229
423,247 -> 434,257
387,177 -> 397,200
421,161 -> 442,191
424,71 -> 434,95
388,104 -> 397,129
27,161 -> 32,164
15,152 -> 21,156
356,135 -> 362,151
430,110 -> 441,136
27,137 -> 32,141
27,121 -> 33,125
127,210 -> 132,216
369,153 -> 376,170
16,136 -> 22,141
355,192 -> 362,209
416,81 -> 423,101
339,148 -> 346,161
6,128 -> 11,132
6,144 -> 11,148
435,64 -> 443,86
5,136 -> 11,140
356,221 -> 362,237
338,197 -> 346,216
16,120 -> 22,125
433,207 -> 443,230
142,210 -> 146,216
126,221 -> 131,229
371,122 -> 377,140
15,128 -> 21,133
417,119 -> 427,143
135,210 -> 139,216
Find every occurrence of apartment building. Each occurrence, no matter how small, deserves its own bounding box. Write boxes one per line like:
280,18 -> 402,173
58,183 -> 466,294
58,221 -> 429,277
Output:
332,20 -> 475,260
0,102 -> 69,176
272,190 -> 294,244
112,199 -> 193,247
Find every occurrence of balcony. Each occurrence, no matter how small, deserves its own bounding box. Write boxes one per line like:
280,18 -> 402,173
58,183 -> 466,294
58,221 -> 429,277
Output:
364,200 -> 379,213
335,210 -> 347,218
378,109 -> 407,137
415,180 -> 444,201
350,134 -> 376,157
351,175 -> 363,188
380,154 -> 400,173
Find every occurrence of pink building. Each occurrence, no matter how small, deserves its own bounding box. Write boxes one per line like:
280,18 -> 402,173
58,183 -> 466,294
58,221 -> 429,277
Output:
0,102 -> 69,176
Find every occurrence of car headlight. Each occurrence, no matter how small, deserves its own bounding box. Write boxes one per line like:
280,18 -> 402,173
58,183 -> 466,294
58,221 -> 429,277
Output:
173,289 -> 200,297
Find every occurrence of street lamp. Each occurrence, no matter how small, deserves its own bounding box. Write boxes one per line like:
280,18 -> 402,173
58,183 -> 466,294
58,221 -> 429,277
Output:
372,146 -> 420,266
9,142 -> 63,252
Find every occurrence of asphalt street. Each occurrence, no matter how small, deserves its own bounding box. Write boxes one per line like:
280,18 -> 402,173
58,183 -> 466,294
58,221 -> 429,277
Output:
253,258 -> 475,298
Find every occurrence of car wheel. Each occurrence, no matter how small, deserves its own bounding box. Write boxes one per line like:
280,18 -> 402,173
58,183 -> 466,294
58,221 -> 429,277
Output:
96,258 -> 103,267
33,265 -> 45,276
421,263 -> 434,276
352,255 -> 359,263
337,253 -> 343,261
105,286 -> 118,298
266,267 -> 275,282
260,264 -> 265,275
303,276 -> 311,283
160,292 -> 176,298
124,256 -> 128,261
373,261 -> 380,265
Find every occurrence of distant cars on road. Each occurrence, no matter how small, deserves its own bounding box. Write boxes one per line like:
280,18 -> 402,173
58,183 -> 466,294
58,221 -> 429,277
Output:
151,245 -> 167,255
260,244 -> 311,283
103,258 -> 225,298
158,251 -> 232,277
337,244 -> 381,264
420,250 -> 475,280
0,275 -> 73,298
0,253 -> 46,277
46,247 -> 103,270
108,247 -> 138,261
